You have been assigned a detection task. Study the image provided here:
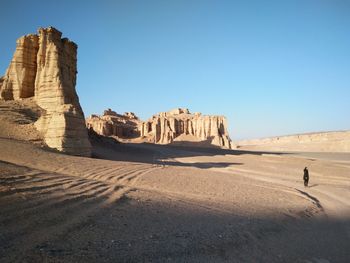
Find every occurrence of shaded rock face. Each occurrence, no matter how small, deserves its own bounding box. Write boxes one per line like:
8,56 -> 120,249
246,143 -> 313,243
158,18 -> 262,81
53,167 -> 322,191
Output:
0,27 -> 91,156
86,109 -> 141,138
140,108 -> 232,148
87,108 -> 232,149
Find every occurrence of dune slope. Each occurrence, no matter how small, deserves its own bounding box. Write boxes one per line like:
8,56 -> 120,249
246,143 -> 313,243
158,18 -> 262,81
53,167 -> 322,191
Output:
0,137 -> 349,262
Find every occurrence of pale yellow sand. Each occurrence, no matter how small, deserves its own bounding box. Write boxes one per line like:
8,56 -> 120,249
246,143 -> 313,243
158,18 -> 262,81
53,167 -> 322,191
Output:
1,136 -> 350,262
1,99 -> 350,262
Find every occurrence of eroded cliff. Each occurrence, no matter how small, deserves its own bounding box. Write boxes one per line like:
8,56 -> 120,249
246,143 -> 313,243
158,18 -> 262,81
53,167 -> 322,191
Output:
0,27 -> 91,156
140,108 -> 232,148
86,109 -> 141,139
87,108 -> 232,149
0,34 -> 39,100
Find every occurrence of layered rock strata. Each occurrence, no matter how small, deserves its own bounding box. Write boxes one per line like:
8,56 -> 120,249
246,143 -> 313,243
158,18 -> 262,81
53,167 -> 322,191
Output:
87,108 -> 232,149
0,27 -> 91,156
86,109 -> 141,138
237,131 -> 350,152
0,34 -> 39,100
140,108 -> 232,148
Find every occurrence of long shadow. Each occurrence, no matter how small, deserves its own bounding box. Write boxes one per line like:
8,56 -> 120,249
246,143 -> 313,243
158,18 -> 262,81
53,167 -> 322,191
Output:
2,189 -> 349,263
1,151 -> 349,262
159,161 -> 243,169
90,136 -> 287,169
147,141 -> 286,156
295,188 -> 324,211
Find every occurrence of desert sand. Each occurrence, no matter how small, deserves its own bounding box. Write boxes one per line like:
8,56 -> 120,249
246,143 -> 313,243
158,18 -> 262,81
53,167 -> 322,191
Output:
1,131 -> 350,262
1,28 -> 349,263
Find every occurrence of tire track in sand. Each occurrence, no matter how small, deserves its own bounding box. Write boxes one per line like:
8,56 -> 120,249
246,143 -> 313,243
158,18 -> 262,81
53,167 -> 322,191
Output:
0,159 -> 161,262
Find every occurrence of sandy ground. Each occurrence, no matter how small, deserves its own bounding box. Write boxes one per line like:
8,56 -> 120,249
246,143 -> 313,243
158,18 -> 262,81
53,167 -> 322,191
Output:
0,135 -> 349,263
0,99 -> 43,144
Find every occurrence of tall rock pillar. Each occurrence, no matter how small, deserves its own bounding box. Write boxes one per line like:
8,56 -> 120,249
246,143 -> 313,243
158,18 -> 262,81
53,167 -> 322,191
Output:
0,34 -> 39,100
0,27 -> 91,157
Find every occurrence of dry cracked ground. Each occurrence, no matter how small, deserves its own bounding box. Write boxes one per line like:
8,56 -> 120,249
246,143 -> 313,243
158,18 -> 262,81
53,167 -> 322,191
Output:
0,102 -> 350,262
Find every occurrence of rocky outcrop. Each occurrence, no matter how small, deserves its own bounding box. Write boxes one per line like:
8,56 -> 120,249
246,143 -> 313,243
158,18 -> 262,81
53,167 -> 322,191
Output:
87,108 -> 232,148
0,34 -> 39,100
0,27 -> 91,156
140,108 -> 232,148
0,77 -> 4,90
86,109 -> 141,138
237,131 -> 350,152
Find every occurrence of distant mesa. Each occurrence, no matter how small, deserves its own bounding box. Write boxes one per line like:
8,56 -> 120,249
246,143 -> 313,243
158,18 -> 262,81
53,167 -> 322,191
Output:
86,108 -> 233,149
0,26 -> 91,156
237,131 -> 350,152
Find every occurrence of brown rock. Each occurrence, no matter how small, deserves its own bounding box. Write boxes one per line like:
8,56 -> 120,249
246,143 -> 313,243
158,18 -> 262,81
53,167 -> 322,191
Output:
140,108 -> 232,148
0,27 -> 91,157
103,108 -> 117,116
0,34 -> 39,100
0,77 -> 4,88
87,107 -> 232,149
86,109 -> 141,138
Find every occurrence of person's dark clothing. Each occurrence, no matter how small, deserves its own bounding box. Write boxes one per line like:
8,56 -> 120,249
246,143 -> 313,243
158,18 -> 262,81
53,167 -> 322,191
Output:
303,168 -> 309,187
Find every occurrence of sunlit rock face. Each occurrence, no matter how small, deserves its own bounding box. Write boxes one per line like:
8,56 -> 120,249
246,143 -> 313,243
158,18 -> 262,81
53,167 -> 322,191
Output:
0,27 -> 91,157
140,108 -> 232,149
237,131 -> 350,152
0,34 -> 39,100
87,107 -> 232,149
86,109 -> 141,139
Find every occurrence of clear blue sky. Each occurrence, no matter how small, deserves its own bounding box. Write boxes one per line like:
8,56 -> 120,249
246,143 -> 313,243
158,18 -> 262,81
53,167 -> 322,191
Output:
1,0 -> 349,140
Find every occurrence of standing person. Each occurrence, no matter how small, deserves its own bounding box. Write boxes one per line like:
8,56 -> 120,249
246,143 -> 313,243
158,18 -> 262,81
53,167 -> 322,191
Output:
303,167 -> 309,187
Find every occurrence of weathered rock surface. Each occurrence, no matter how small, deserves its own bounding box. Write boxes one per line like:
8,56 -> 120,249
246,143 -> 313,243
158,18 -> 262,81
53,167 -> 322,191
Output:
86,109 -> 141,138
0,34 -> 39,100
87,108 -> 232,149
140,108 -> 232,148
0,27 -> 91,156
237,131 -> 350,152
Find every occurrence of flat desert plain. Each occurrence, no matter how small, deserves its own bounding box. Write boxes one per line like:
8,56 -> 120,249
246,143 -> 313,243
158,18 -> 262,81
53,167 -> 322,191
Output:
1,137 -> 350,262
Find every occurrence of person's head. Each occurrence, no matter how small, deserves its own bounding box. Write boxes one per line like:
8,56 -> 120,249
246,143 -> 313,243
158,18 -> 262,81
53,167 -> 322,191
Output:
304,167 -> 308,170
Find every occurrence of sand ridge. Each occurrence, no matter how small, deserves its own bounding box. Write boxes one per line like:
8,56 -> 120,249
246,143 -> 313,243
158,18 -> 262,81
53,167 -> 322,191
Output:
1,137 -> 350,262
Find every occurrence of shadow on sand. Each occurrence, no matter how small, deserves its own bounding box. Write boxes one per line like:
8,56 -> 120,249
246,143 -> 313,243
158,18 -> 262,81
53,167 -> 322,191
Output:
2,188 -> 349,263
90,138 -> 285,169
1,138 -> 349,262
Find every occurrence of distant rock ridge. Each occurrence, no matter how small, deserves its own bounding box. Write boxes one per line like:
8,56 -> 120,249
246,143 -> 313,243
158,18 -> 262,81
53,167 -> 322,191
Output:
86,108 -> 232,149
86,108 -> 141,138
237,131 -> 350,152
0,27 -> 91,156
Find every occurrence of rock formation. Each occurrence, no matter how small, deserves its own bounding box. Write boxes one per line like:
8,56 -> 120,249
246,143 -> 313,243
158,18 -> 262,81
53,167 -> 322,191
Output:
86,109 -> 141,138
0,27 -> 91,156
140,108 -> 232,148
237,131 -> 350,152
87,108 -> 232,149
0,34 -> 39,100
